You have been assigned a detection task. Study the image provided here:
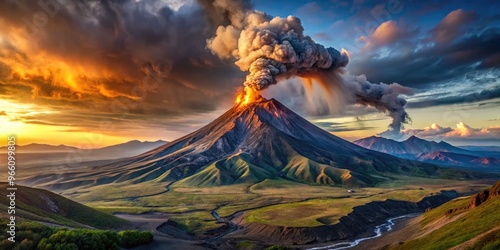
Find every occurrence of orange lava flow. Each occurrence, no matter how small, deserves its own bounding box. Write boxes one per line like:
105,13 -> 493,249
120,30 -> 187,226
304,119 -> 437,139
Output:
235,87 -> 259,106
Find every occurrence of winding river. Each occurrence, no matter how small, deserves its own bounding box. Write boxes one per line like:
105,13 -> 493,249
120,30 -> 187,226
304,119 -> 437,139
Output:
307,213 -> 420,250
208,207 -> 239,241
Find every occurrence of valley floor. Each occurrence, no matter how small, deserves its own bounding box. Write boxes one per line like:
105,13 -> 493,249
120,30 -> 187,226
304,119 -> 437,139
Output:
50,176 -> 492,249
14,160 -> 498,250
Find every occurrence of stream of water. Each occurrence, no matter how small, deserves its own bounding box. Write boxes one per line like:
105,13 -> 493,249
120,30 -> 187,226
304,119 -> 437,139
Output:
307,213 -> 420,250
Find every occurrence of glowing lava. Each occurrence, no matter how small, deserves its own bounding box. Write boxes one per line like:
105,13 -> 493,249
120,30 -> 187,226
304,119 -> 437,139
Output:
235,87 -> 260,106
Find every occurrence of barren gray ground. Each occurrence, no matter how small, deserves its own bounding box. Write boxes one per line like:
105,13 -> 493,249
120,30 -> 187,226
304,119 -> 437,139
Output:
115,213 -> 209,250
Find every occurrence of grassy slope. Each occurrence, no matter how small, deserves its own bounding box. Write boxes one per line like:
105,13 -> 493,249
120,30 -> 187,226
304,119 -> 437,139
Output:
176,153 -> 368,187
392,193 -> 500,249
462,227 -> 500,250
176,154 -> 278,186
0,183 -> 128,229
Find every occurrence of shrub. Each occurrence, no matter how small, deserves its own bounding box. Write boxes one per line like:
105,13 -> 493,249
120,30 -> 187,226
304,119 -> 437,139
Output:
0,219 -> 153,250
0,220 -> 56,250
118,230 -> 154,248
37,229 -> 120,250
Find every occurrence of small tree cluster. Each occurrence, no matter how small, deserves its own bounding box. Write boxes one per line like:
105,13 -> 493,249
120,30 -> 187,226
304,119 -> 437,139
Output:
118,230 -> 154,248
0,220 -> 153,250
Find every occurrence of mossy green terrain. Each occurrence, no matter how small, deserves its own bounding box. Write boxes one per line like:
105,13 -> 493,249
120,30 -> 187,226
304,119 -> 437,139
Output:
464,228 -> 500,250
391,184 -> 500,250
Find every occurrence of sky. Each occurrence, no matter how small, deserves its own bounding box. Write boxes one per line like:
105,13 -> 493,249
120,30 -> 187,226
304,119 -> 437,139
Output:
0,0 -> 499,147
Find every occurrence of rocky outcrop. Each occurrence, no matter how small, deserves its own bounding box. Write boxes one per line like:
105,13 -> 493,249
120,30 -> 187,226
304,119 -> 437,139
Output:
238,190 -> 458,245
446,180 -> 500,215
469,180 -> 500,208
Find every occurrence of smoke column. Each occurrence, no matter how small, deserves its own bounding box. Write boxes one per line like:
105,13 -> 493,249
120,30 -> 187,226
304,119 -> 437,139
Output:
204,0 -> 412,136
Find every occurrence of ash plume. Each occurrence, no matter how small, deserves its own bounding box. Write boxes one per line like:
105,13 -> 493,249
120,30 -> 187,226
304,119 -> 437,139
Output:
313,71 -> 413,137
207,13 -> 349,90
205,1 -> 412,136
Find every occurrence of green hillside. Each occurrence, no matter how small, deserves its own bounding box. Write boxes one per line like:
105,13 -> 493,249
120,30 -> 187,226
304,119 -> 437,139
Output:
392,180 -> 500,250
0,183 -> 128,229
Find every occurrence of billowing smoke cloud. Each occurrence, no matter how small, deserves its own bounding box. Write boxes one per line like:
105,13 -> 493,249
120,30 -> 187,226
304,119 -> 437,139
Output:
207,12 -> 349,90
205,1 -> 412,136
317,71 -> 413,137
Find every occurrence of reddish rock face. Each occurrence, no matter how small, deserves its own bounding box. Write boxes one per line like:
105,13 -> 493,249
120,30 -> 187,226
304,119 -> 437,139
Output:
469,180 -> 500,208
469,190 -> 490,208
446,180 -> 500,215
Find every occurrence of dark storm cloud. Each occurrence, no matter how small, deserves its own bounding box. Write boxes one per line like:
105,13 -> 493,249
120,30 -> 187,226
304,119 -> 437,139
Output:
0,0 -> 243,122
314,121 -> 377,133
351,28 -> 500,88
407,87 -> 500,108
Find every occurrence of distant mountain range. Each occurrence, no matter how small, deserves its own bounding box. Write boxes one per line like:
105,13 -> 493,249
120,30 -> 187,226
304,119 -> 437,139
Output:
354,136 -> 500,168
89,140 -> 168,158
0,140 -> 167,154
0,140 -> 168,166
0,143 -> 79,153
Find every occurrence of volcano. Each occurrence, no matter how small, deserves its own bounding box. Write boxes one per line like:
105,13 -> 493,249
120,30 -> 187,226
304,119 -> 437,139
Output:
33,98 -> 442,189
